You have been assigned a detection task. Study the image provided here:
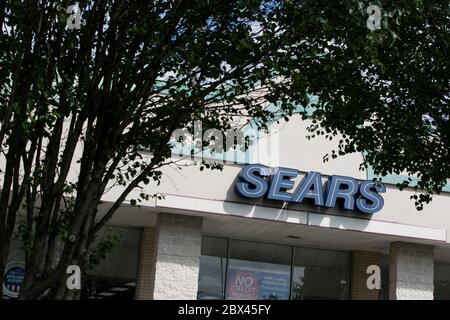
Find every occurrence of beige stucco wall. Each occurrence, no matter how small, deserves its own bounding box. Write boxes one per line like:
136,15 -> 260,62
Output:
2,114 -> 449,241
99,115 -> 450,236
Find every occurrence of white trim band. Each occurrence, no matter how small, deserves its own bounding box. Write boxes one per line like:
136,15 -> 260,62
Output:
155,194 -> 447,242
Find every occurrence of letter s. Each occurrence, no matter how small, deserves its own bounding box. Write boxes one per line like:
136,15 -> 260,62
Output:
235,164 -> 270,198
356,181 -> 386,214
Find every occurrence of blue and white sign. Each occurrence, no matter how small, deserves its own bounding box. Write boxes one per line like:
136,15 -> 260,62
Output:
2,263 -> 25,298
235,164 -> 386,214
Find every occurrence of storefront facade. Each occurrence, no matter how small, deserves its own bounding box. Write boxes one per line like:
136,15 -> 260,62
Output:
92,114 -> 450,300
3,114 -> 450,300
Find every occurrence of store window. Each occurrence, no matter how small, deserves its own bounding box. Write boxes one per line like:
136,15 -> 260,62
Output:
379,255 -> 390,300
81,226 -> 140,300
291,247 -> 350,300
226,240 -> 292,300
197,237 -> 228,300
197,237 -> 352,300
434,262 -> 450,300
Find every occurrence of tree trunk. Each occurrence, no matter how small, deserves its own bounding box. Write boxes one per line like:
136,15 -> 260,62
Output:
0,232 -> 10,299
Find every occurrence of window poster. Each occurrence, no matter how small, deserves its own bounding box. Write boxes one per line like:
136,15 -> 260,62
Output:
226,263 -> 290,300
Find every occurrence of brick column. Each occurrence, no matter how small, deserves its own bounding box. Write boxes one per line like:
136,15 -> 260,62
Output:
152,213 -> 203,300
350,251 -> 381,300
135,227 -> 157,300
389,242 -> 434,300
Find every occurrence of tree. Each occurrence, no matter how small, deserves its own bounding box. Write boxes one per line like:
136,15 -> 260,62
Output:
0,0 -> 447,300
273,0 -> 449,209
0,0 -> 295,299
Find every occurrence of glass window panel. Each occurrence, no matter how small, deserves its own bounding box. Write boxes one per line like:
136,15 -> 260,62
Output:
197,237 -> 228,300
226,240 -> 291,300
435,262 -> 450,300
81,226 -> 140,300
379,255 -> 389,300
292,247 -> 350,300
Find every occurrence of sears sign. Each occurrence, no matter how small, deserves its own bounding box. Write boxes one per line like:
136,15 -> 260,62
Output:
235,164 -> 386,214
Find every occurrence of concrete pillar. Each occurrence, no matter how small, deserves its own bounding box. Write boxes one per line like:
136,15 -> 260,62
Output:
135,227 -> 157,300
152,213 -> 203,299
134,214 -> 203,300
389,242 -> 434,300
350,251 -> 381,300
